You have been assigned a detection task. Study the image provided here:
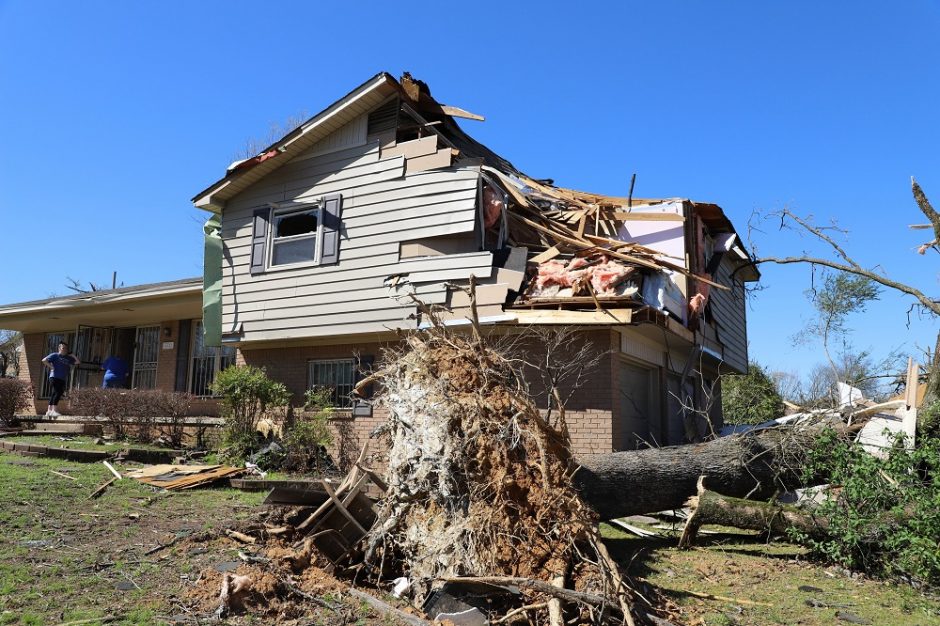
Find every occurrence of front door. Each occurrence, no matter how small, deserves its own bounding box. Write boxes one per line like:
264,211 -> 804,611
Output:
132,326 -> 160,389
72,325 -> 113,390
619,361 -> 660,449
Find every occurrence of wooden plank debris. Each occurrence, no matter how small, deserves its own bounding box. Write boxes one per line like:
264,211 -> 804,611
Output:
530,246 -> 562,264
103,460 -> 122,480
440,104 -> 485,121
609,519 -> 657,537
291,447 -> 386,571
125,464 -> 245,491
88,477 -> 117,500
607,211 -> 685,222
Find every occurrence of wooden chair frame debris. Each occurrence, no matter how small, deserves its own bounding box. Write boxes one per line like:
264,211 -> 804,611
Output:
293,445 -> 385,572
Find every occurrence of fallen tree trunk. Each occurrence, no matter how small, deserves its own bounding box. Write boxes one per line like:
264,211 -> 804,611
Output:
678,478 -> 829,548
573,421 -> 849,520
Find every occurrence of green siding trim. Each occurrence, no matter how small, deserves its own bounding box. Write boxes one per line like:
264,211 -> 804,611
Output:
203,215 -> 223,347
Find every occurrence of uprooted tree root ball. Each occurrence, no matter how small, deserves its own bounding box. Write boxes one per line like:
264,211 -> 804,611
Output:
364,327 -> 645,624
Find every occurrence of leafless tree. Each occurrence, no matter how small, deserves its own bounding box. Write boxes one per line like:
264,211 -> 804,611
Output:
746,179 -> 940,432
501,326 -> 606,438
235,111 -> 309,161
0,330 -> 21,378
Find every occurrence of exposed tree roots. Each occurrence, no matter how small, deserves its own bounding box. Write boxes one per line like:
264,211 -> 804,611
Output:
363,326 -> 652,624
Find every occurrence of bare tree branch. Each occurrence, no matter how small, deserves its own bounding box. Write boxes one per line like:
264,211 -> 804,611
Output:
750,255 -> 940,317
912,177 -> 940,254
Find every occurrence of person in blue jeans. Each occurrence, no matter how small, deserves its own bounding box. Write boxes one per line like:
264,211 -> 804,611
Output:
100,354 -> 129,389
41,342 -> 80,417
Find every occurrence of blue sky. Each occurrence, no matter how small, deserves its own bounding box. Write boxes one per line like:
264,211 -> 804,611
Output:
2,1 -> 939,380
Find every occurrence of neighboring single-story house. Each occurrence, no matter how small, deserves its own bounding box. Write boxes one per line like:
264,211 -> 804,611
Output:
0,278 -> 225,416
0,72 -> 758,458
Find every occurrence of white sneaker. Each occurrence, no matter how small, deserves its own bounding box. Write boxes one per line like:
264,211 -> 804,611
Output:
48,410 -> 61,418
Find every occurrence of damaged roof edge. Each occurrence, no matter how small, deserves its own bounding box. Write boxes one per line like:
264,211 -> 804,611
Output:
191,71 -> 398,211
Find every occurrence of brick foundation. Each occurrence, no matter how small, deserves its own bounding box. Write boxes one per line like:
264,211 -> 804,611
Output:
240,330 -> 620,469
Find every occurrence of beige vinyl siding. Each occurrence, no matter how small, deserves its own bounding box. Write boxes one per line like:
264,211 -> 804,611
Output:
709,256 -> 748,373
199,78 -> 398,208
220,120 -> 486,342
289,115 -> 368,163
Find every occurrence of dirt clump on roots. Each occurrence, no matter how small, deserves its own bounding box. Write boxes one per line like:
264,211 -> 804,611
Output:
362,327 -> 645,624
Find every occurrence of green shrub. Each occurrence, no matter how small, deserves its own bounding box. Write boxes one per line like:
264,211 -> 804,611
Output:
281,388 -> 335,474
721,362 -> 785,425
0,378 -> 31,424
918,399 -> 940,440
67,388 -> 193,443
792,430 -> 940,586
210,365 -> 290,464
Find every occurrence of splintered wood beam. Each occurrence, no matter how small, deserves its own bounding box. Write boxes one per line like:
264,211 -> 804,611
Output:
530,246 -> 562,264
88,477 -> 117,500
440,104 -> 485,121
606,211 -> 685,222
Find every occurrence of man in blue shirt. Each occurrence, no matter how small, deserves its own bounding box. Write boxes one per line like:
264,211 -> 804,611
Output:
100,354 -> 129,389
41,342 -> 80,417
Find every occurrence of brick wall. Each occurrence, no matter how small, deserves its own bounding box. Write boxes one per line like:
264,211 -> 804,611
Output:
19,333 -> 46,414
240,341 -> 390,471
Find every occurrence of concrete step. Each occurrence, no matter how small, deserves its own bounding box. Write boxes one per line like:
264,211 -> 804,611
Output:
30,423 -> 86,433
18,430 -> 86,437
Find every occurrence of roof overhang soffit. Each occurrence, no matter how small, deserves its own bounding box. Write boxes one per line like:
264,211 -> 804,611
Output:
193,73 -> 400,214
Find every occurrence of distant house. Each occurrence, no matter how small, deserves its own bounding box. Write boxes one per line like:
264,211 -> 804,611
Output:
191,72 -> 759,455
0,72 -> 758,456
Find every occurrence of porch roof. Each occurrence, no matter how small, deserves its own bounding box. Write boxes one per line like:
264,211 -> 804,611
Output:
0,278 -> 203,333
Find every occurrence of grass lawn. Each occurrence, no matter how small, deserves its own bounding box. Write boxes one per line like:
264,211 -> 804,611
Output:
0,452 -> 266,625
602,522 -> 940,625
2,448 -> 938,625
8,434 -> 179,452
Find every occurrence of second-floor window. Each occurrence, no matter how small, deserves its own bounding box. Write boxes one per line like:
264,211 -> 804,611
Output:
249,194 -> 343,275
271,206 -> 320,266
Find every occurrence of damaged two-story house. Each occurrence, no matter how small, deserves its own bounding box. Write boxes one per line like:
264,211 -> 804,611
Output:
190,72 -> 760,456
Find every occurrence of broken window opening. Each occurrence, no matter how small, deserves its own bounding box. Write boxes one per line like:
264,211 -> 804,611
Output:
270,206 -> 320,267
480,177 -> 508,251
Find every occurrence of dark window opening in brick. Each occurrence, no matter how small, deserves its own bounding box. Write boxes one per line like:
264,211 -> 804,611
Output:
307,358 -> 356,409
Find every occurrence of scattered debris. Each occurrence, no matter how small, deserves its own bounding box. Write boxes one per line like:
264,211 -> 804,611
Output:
88,477 -> 117,499
102,460 -> 122,480
225,529 -> 257,544
836,610 -> 873,624
125,463 -> 244,490
610,519 -> 658,538
49,470 -> 77,481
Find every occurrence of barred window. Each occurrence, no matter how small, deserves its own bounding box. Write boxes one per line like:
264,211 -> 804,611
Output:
190,321 -> 237,397
307,358 -> 356,409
